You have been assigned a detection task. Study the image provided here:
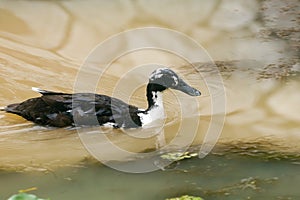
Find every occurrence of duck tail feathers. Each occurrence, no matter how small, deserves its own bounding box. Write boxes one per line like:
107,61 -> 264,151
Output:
2,103 -> 21,114
32,87 -> 51,94
32,87 -> 65,95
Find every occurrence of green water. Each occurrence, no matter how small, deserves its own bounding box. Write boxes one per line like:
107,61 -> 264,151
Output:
1,152 -> 299,200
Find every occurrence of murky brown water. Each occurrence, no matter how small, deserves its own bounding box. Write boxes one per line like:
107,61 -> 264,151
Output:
0,0 -> 299,199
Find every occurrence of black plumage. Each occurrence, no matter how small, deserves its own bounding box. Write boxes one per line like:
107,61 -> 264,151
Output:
5,90 -> 143,128
3,68 -> 201,128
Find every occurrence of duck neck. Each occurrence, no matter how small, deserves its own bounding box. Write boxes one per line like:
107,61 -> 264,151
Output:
137,83 -> 166,126
146,83 -> 166,111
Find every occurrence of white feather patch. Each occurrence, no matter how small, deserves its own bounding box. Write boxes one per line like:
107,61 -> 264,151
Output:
102,122 -> 118,128
138,91 -> 165,125
32,87 -> 43,93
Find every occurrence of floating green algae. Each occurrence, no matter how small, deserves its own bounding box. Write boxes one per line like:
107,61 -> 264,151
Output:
166,195 -> 204,200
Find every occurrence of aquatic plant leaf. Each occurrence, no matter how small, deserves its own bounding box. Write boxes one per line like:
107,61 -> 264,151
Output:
160,152 -> 198,161
8,193 -> 48,200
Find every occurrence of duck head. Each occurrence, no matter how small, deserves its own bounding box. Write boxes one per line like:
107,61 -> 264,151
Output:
144,68 -> 201,111
148,68 -> 201,96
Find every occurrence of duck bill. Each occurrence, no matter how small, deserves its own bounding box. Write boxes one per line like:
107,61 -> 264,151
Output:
173,79 -> 201,96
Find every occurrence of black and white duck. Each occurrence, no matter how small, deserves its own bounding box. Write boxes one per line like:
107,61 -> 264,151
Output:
2,68 -> 201,128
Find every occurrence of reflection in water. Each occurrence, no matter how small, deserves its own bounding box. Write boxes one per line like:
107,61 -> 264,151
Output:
0,0 -> 299,199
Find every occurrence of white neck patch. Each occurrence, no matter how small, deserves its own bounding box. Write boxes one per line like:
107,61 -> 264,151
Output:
138,91 -> 165,126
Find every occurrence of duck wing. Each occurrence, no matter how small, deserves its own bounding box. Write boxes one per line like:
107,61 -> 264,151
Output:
39,92 -> 142,127
72,93 -> 142,128
94,94 -> 142,128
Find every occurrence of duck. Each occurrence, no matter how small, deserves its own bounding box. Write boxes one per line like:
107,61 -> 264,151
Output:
2,68 -> 201,128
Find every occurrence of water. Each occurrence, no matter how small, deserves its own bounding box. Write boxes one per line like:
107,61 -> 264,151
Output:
0,0 -> 299,199
1,152 -> 300,200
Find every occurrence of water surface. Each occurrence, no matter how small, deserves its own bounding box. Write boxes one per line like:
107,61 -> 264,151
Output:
0,0 -> 299,199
